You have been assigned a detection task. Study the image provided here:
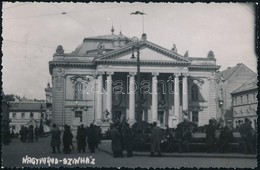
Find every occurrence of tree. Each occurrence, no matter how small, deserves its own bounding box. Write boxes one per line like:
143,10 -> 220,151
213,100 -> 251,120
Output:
4,94 -> 21,102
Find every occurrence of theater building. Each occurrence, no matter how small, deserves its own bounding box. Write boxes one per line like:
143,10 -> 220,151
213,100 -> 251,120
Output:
49,30 -> 220,131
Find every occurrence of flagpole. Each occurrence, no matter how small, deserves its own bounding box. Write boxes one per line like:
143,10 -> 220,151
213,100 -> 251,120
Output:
142,9 -> 144,34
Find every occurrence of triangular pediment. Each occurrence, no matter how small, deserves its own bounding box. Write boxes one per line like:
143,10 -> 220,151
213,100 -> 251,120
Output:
115,48 -> 179,61
96,41 -> 190,64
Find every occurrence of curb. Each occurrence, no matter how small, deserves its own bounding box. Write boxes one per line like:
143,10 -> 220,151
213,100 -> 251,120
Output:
97,148 -> 256,159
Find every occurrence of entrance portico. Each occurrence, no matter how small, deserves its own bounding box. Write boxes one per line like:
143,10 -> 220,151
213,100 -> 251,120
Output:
94,68 -> 189,128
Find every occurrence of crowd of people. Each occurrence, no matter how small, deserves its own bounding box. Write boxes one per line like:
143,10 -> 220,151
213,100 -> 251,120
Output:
49,116 -> 255,156
109,121 -> 162,158
109,117 -> 256,157
50,123 -> 102,154
162,118 -> 256,154
19,125 -> 39,143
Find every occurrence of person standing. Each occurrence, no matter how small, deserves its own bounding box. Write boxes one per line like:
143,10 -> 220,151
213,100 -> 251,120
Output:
206,119 -> 216,153
68,126 -> 74,150
28,125 -> 34,143
77,124 -> 87,153
63,125 -> 73,154
110,123 -> 123,158
20,126 -> 25,142
34,126 -> 39,142
50,124 -> 61,153
123,123 -> 134,157
239,118 -> 254,154
24,127 -> 29,143
150,122 -> 162,157
87,123 -> 97,153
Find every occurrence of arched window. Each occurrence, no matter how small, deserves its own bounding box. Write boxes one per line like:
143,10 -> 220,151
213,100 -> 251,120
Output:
191,85 -> 199,101
75,82 -> 83,100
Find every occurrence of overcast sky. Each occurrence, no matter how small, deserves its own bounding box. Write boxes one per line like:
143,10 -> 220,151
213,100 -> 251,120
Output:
2,2 -> 257,100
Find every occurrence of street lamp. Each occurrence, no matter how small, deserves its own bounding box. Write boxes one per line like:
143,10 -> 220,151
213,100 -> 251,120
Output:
130,37 -> 142,123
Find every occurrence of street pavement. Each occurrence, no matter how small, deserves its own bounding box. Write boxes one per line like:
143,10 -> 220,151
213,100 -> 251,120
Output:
2,136 -> 257,168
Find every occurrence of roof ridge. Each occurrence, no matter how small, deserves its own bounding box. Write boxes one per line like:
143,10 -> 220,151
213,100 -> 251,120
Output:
225,64 -> 241,80
232,76 -> 258,93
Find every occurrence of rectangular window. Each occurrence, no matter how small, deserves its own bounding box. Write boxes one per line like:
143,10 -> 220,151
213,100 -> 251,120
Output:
12,113 -> 16,118
240,96 -> 243,105
234,97 -> 237,106
75,111 -> 83,122
192,111 -> 199,123
191,85 -> 199,101
21,113 -> 25,119
247,95 -> 249,104
75,82 -> 84,100
30,112 -> 34,118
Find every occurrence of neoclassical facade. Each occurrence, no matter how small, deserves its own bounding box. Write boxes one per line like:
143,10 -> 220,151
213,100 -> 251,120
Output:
49,30 -> 220,131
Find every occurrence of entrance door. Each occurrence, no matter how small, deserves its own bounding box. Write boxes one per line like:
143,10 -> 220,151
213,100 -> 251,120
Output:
141,110 -> 148,122
191,111 -> 199,124
113,110 -> 126,123
158,111 -> 165,127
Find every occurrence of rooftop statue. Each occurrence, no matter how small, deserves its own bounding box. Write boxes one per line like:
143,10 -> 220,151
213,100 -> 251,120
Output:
171,44 -> 177,53
56,45 -> 64,54
184,51 -> 189,57
207,50 -> 215,59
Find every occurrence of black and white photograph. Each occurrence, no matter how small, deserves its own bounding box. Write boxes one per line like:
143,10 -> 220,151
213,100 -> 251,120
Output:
1,2 -> 258,168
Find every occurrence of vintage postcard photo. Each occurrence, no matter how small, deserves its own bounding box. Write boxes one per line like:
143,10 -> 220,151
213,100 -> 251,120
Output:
2,2 -> 257,168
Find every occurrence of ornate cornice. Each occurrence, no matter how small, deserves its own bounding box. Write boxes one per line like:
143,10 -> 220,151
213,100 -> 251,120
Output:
96,59 -> 190,66
188,65 -> 220,70
95,41 -> 190,63
49,61 -> 94,74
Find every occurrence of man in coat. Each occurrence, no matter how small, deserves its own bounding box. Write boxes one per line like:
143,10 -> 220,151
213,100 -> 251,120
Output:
87,123 -> 98,153
110,123 -> 123,158
239,118 -> 254,154
123,123 -> 134,157
206,119 -> 216,153
50,124 -> 61,153
63,125 -> 73,154
77,124 -> 87,153
34,126 -> 39,142
150,122 -> 162,157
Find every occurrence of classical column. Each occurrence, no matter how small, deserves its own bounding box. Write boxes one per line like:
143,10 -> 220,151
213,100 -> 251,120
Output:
152,72 -> 159,123
182,73 -> 188,112
128,72 -> 136,124
106,72 -> 113,119
95,72 -> 103,122
174,73 -> 180,123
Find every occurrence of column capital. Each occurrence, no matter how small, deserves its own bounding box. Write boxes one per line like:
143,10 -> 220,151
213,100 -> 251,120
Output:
174,73 -> 181,77
129,72 -> 136,76
182,73 -> 190,77
95,71 -> 105,77
152,72 -> 159,77
106,71 -> 114,76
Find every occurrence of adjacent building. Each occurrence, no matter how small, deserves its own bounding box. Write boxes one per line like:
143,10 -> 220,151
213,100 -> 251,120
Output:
49,29 -> 221,132
9,100 -> 46,134
216,63 -> 257,123
231,77 -> 258,130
